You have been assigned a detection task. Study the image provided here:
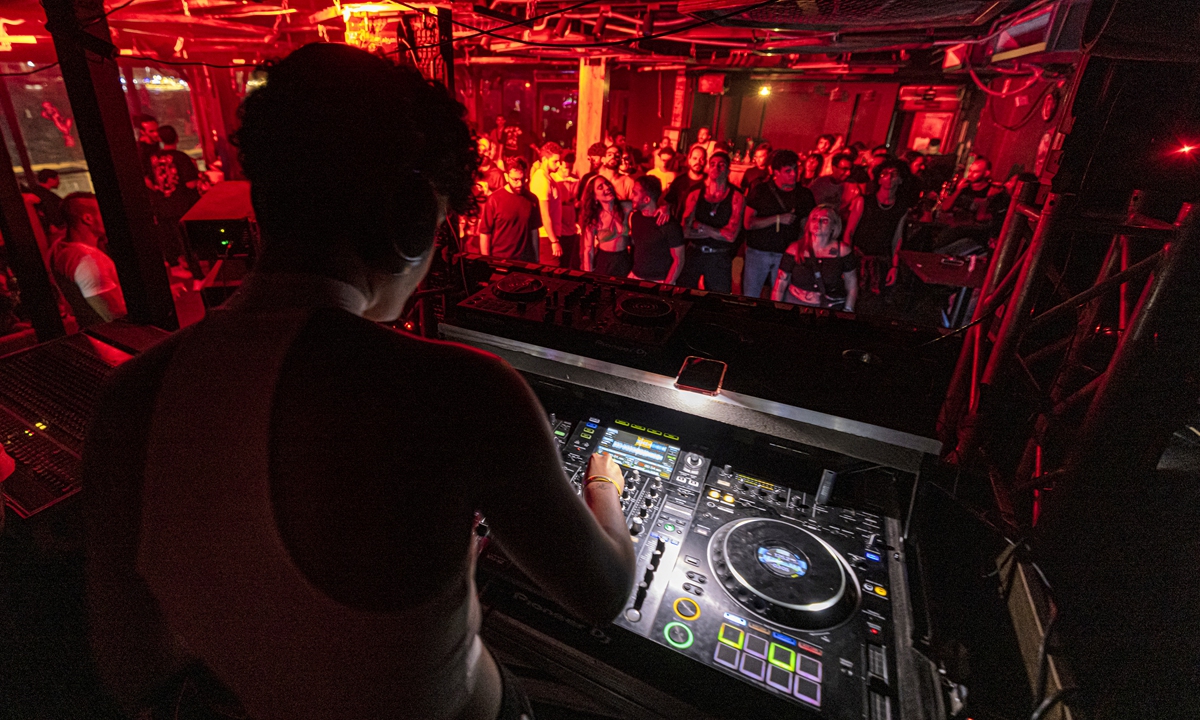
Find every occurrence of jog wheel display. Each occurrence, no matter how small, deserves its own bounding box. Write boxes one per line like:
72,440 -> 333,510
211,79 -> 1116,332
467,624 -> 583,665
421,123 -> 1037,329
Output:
615,295 -> 675,326
492,274 -> 547,303
708,518 -> 860,631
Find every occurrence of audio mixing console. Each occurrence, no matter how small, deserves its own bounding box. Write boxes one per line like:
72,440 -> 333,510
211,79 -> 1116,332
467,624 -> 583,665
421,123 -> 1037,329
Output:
480,413 -> 909,719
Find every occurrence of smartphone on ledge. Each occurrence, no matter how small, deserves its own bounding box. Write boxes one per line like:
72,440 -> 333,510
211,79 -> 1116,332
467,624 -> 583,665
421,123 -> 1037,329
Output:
675,356 -> 727,396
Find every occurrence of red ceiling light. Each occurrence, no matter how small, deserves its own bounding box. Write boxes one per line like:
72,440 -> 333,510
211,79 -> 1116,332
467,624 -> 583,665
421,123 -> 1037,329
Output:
1178,144 -> 1196,154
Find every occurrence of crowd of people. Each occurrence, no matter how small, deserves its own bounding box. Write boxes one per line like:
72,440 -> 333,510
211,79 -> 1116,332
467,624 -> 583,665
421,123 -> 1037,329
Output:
467,121 -> 1012,314
4,115 -> 215,334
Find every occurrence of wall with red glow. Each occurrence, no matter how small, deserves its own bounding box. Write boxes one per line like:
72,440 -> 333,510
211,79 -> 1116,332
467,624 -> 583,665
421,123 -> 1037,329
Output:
971,75 -> 1064,183
733,80 -> 899,156
609,69 -> 678,154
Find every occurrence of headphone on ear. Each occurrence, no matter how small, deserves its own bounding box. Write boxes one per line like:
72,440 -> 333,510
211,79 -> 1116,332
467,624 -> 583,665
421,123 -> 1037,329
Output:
368,172 -> 440,274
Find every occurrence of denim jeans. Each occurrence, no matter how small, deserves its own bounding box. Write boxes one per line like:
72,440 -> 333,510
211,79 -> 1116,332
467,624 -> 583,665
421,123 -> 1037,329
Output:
742,246 -> 784,299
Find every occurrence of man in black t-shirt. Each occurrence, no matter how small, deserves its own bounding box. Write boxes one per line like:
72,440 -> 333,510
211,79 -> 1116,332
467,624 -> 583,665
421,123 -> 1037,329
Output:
662,145 -> 707,222
148,125 -> 201,264
629,176 -> 685,284
739,143 -> 771,193
741,149 -> 815,298
478,158 -> 540,262
852,158 -> 910,294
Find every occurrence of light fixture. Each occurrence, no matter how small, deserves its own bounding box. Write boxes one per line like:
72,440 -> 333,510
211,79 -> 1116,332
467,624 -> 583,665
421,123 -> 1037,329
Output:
1178,144 -> 1196,154
592,11 -> 608,41
758,85 -> 771,97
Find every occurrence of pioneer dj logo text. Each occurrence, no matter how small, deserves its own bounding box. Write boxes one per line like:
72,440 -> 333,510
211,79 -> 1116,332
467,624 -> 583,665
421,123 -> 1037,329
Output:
512,592 -> 612,644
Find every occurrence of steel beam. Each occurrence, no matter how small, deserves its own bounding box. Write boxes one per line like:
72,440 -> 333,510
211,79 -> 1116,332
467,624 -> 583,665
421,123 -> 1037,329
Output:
937,176 -> 1039,451
44,0 -> 177,330
0,124 -> 65,341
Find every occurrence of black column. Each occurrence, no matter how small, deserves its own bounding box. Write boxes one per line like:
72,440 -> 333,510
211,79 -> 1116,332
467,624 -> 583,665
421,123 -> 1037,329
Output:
43,0 -> 177,330
0,124 -> 65,340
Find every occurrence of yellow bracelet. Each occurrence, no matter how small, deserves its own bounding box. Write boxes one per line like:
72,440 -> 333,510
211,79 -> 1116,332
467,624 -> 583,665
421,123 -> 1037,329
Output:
584,475 -> 621,492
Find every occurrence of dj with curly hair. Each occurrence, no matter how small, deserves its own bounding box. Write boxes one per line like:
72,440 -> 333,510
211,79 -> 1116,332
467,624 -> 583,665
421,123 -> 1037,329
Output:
82,44 -> 634,720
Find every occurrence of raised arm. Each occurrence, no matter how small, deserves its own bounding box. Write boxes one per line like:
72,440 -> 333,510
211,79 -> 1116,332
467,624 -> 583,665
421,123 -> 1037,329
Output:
681,189 -> 703,239
771,242 -> 799,301
720,191 -> 745,244
842,252 -> 859,313
844,191 -> 863,246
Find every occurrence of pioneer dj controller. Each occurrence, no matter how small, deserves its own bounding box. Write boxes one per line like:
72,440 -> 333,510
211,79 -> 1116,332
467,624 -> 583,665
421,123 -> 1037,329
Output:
482,413 -> 907,719
457,272 -> 691,351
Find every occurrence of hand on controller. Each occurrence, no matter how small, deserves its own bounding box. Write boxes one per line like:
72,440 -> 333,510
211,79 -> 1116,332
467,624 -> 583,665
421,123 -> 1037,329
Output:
585,453 -> 625,496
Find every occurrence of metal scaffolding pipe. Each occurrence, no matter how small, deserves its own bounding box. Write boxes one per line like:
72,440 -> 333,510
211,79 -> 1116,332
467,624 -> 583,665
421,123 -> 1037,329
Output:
1034,207 -> 1200,716
981,193 -> 1072,389
1024,248 -> 1162,333
937,176 -> 1039,450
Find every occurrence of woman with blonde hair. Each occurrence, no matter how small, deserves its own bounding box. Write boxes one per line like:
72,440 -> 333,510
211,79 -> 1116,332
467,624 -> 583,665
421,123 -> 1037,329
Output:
771,204 -> 858,312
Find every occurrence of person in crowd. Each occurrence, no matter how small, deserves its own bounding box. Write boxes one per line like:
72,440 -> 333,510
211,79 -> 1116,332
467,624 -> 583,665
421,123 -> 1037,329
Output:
82,44 -> 634,720
48,192 -> 126,327
605,128 -> 626,148
579,175 -> 631,277
619,148 -> 642,181
656,134 -> 674,152
814,134 -> 835,175
800,152 -> 823,187
814,134 -> 833,157
647,146 -> 677,190
663,145 -> 707,223
597,144 -> 633,201
497,112 -> 525,166
628,175 -> 685,285
846,142 -> 871,184
476,138 -> 504,195
479,158 -> 541,262
576,141 -> 608,204
553,155 -> 582,270
148,125 -> 202,266
132,113 -> 161,176
679,151 -> 743,294
808,152 -> 863,245
852,158 -> 909,295
691,126 -> 717,158
741,149 -> 816,299
772,205 -> 858,312
899,150 -> 932,214
529,142 -> 568,266
935,156 -> 1010,255
26,168 -> 65,235
740,143 -> 772,193
486,114 -> 507,161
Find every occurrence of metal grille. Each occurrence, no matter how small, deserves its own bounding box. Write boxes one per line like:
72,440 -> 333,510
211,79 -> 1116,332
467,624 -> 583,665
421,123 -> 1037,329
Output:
725,0 -> 1007,29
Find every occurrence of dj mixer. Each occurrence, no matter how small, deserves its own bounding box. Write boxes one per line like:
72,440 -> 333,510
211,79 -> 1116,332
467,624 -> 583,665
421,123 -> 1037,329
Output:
480,411 -> 911,719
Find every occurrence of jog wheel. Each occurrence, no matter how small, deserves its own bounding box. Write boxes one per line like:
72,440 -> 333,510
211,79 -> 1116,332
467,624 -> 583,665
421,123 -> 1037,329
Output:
492,274 -> 547,303
708,518 -> 859,631
615,295 -> 675,326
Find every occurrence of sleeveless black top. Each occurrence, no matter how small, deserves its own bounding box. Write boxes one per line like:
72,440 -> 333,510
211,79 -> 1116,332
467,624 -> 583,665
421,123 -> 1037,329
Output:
780,250 -> 857,299
854,196 -> 908,257
694,186 -> 737,231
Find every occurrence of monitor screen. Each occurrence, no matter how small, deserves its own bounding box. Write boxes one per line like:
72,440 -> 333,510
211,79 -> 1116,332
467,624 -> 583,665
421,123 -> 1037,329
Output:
596,426 -> 680,479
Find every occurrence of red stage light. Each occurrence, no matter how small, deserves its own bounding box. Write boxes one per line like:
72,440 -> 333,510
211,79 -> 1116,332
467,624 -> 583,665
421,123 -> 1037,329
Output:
1179,144 -> 1196,154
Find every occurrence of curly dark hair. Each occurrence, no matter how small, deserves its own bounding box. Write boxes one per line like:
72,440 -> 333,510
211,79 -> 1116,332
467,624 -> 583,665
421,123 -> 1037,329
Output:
234,43 -> 479,271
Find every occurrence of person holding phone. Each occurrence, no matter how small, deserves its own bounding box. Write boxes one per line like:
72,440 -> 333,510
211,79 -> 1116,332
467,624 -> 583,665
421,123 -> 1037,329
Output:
82,44 -> 635,720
